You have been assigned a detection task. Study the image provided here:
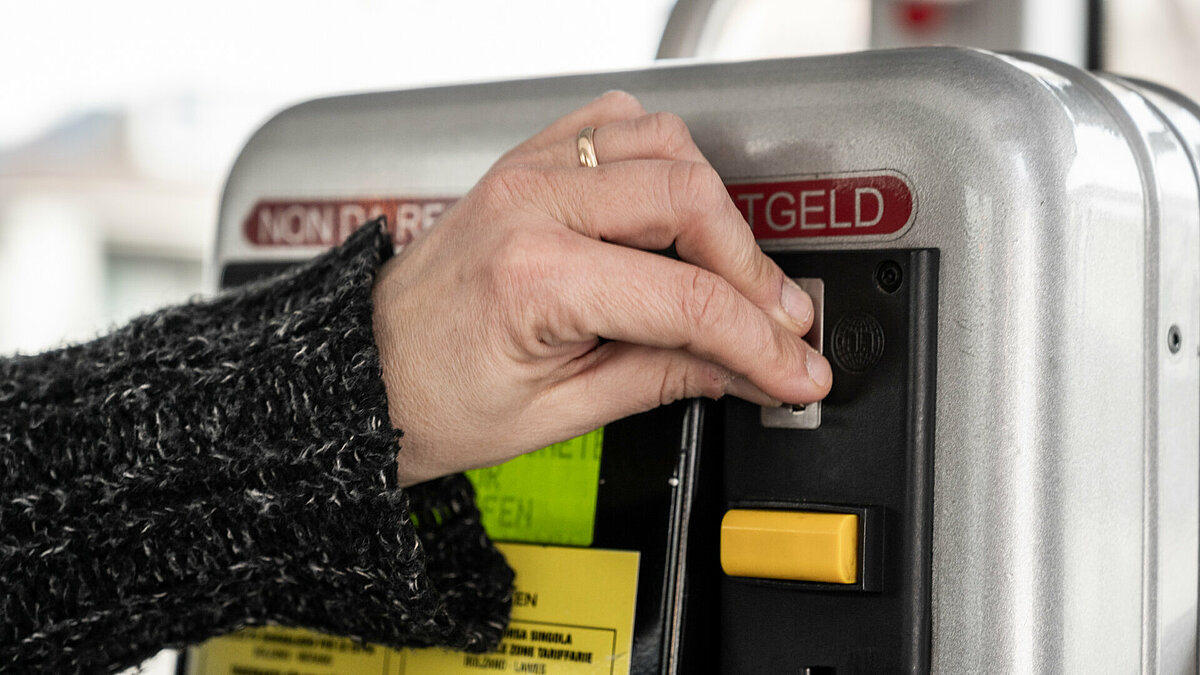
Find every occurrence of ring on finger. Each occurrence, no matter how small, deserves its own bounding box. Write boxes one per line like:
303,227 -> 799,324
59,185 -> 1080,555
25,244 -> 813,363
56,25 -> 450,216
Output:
577,126 -> 598,168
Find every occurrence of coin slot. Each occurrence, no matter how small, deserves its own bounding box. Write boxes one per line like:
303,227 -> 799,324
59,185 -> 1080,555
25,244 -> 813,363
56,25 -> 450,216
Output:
762,278 -> 823,430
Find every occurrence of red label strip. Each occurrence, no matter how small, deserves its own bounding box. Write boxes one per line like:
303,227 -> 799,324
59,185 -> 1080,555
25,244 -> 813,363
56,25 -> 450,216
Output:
727,174 -> 914,240
242,174 -> 913,248
243,198 -> 458,248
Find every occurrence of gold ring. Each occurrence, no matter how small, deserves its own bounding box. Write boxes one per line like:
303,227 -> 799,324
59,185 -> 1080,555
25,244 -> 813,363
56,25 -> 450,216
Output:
577,126 -> 598,168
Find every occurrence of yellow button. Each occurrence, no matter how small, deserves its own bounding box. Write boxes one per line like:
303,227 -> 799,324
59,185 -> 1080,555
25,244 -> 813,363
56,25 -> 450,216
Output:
720,509 -> 858,584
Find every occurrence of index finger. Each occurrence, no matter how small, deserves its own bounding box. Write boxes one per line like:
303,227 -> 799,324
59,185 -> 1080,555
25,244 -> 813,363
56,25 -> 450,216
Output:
508,160 -> 815,337
547,236 -> 831,405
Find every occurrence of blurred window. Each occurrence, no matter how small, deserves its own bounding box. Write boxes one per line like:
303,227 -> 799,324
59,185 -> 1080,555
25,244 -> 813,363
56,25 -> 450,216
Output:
0,0 -> 675,355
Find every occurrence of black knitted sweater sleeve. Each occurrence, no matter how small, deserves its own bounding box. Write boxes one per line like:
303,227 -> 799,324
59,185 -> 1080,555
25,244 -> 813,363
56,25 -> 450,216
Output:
0,220 -> 514,674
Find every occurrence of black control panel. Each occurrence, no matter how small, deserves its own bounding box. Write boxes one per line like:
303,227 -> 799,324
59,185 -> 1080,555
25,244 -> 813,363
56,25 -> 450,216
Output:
216,249 -> 938,675
719,249 -> 938,674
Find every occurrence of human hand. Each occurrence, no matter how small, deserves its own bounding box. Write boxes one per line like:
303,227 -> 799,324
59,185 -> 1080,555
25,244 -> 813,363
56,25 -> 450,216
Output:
371,91 -> 832,486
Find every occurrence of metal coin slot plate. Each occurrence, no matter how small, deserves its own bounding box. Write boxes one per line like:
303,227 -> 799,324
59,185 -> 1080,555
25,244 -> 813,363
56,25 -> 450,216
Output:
761,277 -> 824,430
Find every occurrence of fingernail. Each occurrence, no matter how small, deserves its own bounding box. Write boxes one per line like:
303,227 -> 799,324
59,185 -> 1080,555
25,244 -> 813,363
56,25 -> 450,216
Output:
781,279 -> 813,328
805,349 -> 832,388
727,376 -> 782,408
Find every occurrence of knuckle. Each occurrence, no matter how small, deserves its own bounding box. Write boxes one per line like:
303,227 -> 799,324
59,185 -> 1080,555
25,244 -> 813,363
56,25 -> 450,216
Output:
598,89 -> 645,115
694,362 -> 732,400
484,230 -> 566,351
488,227 -> 547,288
657,358 -> 728,406
646,111 -> 694,158
476,166 -> 527,206
666,161 -> 724,218
741,246 -> 782,294
656,357 -> 687,406
485,226 -> 577,319
477,165 -> 561,218
681,268 -> 731,332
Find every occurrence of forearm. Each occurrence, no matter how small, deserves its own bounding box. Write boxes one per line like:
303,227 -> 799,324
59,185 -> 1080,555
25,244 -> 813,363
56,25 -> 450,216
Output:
0,221 -> 511,673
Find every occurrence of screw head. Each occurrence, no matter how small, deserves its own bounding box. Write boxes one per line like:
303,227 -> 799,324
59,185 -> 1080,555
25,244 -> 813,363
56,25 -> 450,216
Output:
875,260 -> 903,294
1168,325 -> 1182,354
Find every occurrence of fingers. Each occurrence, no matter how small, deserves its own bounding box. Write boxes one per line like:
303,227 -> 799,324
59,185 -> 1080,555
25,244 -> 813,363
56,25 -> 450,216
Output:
501,95 -> 709,168
496,101 -> 813,337
521,111 -> 710,167
538,342 -> 782,433
495,159 -> 815,337
494,93 -> 813,338
546,238 -> 831,406
500,90 -> 647,163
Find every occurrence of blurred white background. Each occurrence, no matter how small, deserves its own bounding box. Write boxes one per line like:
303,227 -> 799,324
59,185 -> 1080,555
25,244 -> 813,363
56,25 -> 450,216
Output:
3,0 -> 1200,672
3,0 -> 1200,357
0,0 -> 678,356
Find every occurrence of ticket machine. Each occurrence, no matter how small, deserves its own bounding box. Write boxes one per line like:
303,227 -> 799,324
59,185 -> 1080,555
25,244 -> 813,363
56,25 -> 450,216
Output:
189,48 -> 1200,674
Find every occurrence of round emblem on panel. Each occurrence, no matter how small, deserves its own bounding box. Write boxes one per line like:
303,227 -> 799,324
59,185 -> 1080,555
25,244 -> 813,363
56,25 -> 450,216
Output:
831,312 -> 885,373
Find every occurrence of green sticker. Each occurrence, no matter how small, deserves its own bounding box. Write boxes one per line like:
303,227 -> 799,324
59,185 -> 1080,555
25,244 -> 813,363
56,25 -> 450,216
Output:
466,428 -> 604,546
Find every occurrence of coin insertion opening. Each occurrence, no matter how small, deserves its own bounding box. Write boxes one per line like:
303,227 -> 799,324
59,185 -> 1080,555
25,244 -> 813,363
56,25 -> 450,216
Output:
762,277 -> 823,430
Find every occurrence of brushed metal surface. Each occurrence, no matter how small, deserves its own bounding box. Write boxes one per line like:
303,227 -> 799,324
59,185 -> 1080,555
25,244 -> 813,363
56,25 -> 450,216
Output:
1101,73 -> 1200,675
1006,55 -> 1200,673
213,48 -> 1200,673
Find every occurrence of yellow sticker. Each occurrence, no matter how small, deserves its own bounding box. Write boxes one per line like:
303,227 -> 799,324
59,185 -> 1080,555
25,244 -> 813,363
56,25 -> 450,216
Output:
187,543 -> 640,675
185,627 -> 393,674
401,543 -> 639,674
466,428 -> 605,546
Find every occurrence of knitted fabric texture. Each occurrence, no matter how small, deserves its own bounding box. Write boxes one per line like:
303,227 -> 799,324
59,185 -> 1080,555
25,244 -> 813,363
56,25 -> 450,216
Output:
0,220 -> 514,674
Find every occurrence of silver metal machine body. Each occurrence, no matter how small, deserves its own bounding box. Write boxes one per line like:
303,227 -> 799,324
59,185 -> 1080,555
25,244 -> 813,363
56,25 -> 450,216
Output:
212,48 -> 1200,672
